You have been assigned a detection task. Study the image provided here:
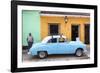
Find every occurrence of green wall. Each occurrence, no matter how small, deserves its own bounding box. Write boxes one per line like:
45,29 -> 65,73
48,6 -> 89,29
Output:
22,10 -> 41,46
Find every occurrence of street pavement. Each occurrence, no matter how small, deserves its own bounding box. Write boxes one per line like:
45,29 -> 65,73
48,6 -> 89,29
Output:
22,48 -> 90,62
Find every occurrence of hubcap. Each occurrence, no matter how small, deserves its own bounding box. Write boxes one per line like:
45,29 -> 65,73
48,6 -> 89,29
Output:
76,50 -> 82,56
39,52 -> 46,58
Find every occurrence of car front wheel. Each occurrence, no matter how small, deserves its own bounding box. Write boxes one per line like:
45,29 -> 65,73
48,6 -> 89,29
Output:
75,49 -> 83,57
38,51 -> 47,59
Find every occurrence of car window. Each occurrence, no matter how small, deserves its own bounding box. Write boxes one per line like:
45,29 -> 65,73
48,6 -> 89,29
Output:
47,38 -> 57,43
58,38 -> 65,43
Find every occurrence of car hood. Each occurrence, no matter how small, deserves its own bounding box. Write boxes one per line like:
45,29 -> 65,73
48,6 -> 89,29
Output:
31,43 -> 44,48
69,41 -> 82,44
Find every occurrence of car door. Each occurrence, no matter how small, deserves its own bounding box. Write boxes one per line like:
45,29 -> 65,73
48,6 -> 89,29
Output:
57,38 -> 68,54
58,38 -> 72,54
46,38 -> 58,54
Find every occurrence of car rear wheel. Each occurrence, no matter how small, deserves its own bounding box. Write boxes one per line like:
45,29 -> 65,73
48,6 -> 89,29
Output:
75,49 -> 83,57
38,51 -> 47,59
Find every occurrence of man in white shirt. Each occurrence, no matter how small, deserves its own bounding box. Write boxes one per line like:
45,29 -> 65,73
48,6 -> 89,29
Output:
27,33 -> 34,50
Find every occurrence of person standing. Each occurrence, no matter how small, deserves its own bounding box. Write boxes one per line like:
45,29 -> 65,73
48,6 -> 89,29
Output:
27,33 -> 34,50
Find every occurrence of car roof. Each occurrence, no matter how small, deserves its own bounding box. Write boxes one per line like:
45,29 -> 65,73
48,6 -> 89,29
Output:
47,35 -> 66,38
42,35 -> 66,43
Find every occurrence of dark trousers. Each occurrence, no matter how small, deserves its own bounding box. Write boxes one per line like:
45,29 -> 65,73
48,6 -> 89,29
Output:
28,42 -> 33,50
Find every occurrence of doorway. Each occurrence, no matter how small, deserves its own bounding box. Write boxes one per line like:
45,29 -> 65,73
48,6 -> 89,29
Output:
71,25 -> 79,41
84,24 -> 90,44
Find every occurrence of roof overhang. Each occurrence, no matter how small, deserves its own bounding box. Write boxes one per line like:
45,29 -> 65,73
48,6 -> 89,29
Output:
40,11 -> 90,17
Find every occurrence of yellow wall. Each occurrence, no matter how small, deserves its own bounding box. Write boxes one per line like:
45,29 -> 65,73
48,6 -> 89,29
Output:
40,16 -> 90,43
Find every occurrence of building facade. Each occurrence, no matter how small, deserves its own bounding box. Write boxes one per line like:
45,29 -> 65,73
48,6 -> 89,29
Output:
22,10 -> 90,46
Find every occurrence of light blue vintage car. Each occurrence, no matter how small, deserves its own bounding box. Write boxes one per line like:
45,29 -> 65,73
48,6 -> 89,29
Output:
28,35 -> 87,58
